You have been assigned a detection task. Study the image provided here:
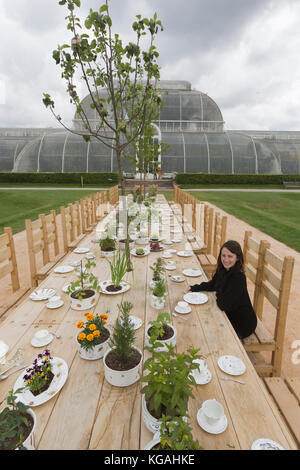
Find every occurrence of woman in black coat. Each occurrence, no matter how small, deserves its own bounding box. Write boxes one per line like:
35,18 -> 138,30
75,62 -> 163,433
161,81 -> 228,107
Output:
189,240 -> 257,339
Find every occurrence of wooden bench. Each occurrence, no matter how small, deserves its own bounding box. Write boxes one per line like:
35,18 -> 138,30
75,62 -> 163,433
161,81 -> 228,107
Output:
0,227 -> 30,317
264,377 -> 300,448
283,181 -> 300,189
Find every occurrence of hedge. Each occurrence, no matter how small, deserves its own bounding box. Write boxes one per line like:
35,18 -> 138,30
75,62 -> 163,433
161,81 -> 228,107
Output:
175,173 -> 300,185
0,172 -> 119,185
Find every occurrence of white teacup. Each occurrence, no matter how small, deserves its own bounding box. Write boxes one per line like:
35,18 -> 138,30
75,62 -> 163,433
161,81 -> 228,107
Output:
177,301 -> 189,310
201,399 -> 224,426
34,329 -> 51,344
48,295 -> 62,307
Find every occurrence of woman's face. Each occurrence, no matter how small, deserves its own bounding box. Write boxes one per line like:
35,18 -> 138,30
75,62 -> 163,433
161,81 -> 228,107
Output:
221,247 -> 238,270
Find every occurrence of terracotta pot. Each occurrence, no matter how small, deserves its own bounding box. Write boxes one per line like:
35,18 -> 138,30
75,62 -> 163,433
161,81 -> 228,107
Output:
103,346 -> 143,387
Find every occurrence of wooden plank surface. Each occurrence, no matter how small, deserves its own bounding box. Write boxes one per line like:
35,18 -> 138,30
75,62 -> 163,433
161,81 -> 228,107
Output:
0,195 -> 297,450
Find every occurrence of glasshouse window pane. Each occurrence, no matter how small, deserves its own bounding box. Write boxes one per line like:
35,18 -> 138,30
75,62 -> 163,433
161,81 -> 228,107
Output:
227,133 -> 256,174
88,138 -> 112,172
207,133 -> 232,173
184,133 -> 208,172
161,132 -> 184,172
39,133 -> 65,172
63,134 -> 88,173
254,141 -> 281,174
14,139 -> 41,172
181,94 -> 202,121
160,94 -> 180,121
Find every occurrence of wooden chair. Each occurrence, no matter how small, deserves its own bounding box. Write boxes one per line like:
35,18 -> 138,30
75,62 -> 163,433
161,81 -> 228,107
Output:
0,227 -> 30,317
242,232 -> 294,376
60,203 -> 86,252
263,377 -> 300,448
197,211 -> 227,277
26,211 -> 65,287
108,185 -> 119,208
80,197 -> 97,234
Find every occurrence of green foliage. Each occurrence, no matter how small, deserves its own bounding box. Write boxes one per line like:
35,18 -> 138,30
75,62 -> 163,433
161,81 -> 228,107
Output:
151,278 -> 167,298
141,343 -> 201,419
67,260 -> 100,299
135,248 -> 145,256
100,236 -> 116,251
0,389 -> 31,450
158,415 -> 202,450
0,172 -> 119,185
147,312 -> 170,344
109,301 -> 136,359
150,257 -> 165,281
175,173 -> 300,185
107,249 -> 131,288
77,312 -> 109,351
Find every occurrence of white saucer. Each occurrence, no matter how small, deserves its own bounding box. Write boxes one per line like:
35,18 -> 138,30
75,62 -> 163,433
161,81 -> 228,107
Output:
183,292 -> 208,305
54,266 -> 74,274
165,265 -> 176,271
182,269 -> 203,277
175,305 -> 192,314
69,260 -> 81,267
85,253 -> 95,259
171,239 -> 181,243
164,240 -> 173,245
197,408 -> 228,434
191,368 -> 212,385
168,249 -> 177,254
45,300 -> 64,309
29,288 -> 56,301
73,247 -> 90,254
171,275 -> 185,283
31,334 -> 54,348
217,355 -> 246,376
177,251 -> 193,257
251,438 -> 284,450
162,253 -> 172,259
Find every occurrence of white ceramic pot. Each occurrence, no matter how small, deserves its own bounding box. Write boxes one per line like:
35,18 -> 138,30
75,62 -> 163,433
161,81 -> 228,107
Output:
118,240 -> 135,250
103,346 -> 143,387
69,290 -> 98,311
77,328 -> 111,360
145,323 -> 177,351
142,395 -> 162,434
101,249 -> 117,259
144,432 -> 160,450
15,408 -> 36,450
150,294 -> 166,310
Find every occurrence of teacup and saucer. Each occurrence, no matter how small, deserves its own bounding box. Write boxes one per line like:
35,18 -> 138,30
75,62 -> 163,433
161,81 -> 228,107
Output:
31,329 -> 53,348
174,301 -> 191,314
197,399 -> 228,434
46,295 -> 64,309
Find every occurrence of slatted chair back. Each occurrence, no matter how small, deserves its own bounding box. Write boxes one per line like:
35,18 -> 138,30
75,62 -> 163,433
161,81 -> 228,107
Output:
60,203 -> 76,253
0,227 -> 20,292
72,201 -> 82,237
203,205 -> 214,254
212,212 -> 227,259
40,210 -> 60,259
25,217 -> 48,287
109,185 -> 119,207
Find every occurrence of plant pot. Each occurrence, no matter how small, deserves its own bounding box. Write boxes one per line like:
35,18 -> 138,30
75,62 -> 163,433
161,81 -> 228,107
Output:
145,323 -> 177,351
101,248 -> 117,258
77,327 -> 111,360
103,346 -> 143,387
150,294 -> 166,310
7,408 -> 36,450
118,239 -> 135,250
142,395 -> 162,433
144,432 -> 160,450
69,289 -> 98,311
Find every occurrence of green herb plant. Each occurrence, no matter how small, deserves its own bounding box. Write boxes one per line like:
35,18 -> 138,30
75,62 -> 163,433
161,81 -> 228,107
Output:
0,388 -> 32,450
150,278 -> 167,298
107,250 -> 131,288
67,260 -> 100,300
147,312 -> 171,344
100,236 -> 116,252
109,301 -> 136,360
158,415 -> 202,450
150,257 -> 165,282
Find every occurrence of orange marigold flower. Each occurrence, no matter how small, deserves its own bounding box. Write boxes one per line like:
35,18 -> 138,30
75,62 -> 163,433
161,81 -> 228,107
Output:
93,330 -> 100,337
103,320 -> 107,325
86,313 -> 94,321
89,323 -> 96,331
77,321 -> 84,329
100,313 -> 108,320
78,332 -> 86,341
87,334 -> 94,341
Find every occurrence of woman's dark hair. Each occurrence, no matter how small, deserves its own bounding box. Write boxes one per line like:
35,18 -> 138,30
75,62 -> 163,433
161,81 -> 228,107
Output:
216,240 -> 244,273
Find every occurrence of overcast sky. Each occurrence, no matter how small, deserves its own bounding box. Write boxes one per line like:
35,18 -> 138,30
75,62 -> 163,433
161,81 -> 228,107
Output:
1,0 -> 300,131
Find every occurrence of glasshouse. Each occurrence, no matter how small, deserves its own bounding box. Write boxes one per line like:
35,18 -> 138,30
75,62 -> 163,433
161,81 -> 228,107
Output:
1,80 -> 300,174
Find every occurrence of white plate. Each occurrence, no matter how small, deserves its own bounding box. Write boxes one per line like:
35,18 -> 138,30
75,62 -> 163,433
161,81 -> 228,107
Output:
45,300 -> 64,309
73,247 -> 90,254
217,355 -> 246,376
168,249 -> 177,254
69,260 -> 81,267
100,280 -> 131,295
171,275 -> 185,283
120,315 -> 142,330
85,253 -> 95,259
197,408 -> 228,435
29,289 -> 56,301
171,239 -> 181,243
183,293 -> 208,305
14,357 -> 68,407
165,265 -> 176,271
175,305 -> 192,314
31,334 -> 54,348
182,269 -> 203,277
54,266 -> 74,274
162,253 -> 172,259
131,248 -> 150,257
251,439 -> 284,450
177,251 -> 193,257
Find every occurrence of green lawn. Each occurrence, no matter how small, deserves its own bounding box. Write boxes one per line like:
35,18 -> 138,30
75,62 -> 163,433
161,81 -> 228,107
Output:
0,189 -> 102,235
160,190 -> 300,253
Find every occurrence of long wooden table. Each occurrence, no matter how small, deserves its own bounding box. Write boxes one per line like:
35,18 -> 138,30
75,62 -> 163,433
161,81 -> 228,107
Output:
0,195 -> 297,450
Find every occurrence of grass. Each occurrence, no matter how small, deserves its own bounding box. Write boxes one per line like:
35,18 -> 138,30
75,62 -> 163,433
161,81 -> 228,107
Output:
160,190 -> 300,253
0,189 -> 101,235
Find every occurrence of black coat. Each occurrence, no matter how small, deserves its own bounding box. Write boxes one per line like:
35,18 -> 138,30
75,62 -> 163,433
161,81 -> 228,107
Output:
190,267 -> 257,339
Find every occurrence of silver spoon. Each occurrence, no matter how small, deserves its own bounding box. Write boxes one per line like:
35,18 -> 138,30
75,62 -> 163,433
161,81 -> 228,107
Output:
0,363 -> 28,381
172,313 -> 188,320
0,359 -> 23,377
219,374 -> 246,385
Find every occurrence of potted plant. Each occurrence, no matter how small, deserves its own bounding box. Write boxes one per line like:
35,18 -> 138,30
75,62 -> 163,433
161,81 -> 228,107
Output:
0,388 -> 36,450
76,312 -> 110,360
23,350 -> 55,396
135,248 -> 146,256
100,235 -> 117,258
150,241 -> 163,252
102,250 -> 131,294
150,278 -> 167,309
140,343 -> 201,433
145,312 -> 176,351
67,260 -> 100,310
103,301 -> 143,387
149,257 -> 165,288
144,415 -> 202,450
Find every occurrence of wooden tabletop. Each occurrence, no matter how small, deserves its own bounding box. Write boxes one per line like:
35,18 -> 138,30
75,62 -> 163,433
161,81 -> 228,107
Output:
0,195 -> 297,450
